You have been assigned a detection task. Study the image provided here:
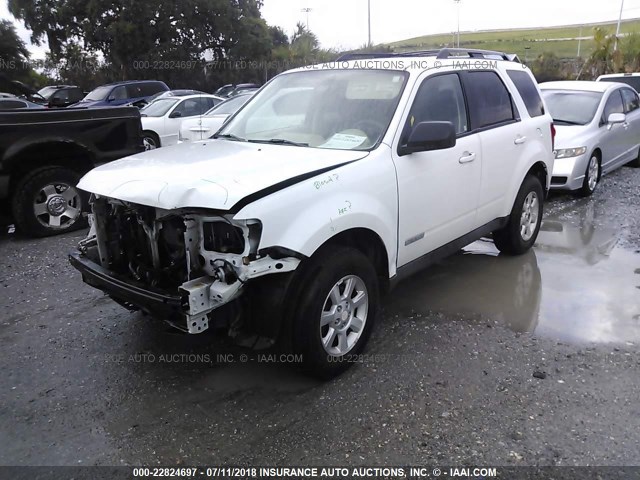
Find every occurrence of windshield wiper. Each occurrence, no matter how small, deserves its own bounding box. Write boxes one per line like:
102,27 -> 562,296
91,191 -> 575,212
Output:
213,133 -> 246,142
553,118 -> 583,126
247,138 -> 309,147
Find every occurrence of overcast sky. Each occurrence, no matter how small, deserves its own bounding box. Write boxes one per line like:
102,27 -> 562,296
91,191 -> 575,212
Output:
3,0 -> 640,59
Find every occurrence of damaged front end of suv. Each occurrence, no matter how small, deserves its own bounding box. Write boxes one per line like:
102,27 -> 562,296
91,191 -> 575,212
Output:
70,195 -> 300,342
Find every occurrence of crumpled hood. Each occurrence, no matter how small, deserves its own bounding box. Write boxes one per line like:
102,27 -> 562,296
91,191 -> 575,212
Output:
78,140 -> 368,210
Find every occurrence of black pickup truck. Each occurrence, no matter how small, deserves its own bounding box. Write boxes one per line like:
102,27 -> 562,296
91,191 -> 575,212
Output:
0,107 -> 143,236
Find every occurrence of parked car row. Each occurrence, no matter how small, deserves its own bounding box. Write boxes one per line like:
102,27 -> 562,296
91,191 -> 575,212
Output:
0,79 -> 262,111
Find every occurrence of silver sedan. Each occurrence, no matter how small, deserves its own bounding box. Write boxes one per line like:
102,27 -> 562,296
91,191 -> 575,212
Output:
540,80 -> 640,196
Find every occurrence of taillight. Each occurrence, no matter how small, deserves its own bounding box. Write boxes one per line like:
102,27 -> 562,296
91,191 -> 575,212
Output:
550,123 -> 556,152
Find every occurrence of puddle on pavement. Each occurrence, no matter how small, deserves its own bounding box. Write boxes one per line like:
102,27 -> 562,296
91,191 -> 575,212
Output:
386,201 -> 640,344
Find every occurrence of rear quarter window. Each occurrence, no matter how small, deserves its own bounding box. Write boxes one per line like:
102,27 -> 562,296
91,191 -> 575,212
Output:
463,71 -> 517,129
506,70 -> 545,117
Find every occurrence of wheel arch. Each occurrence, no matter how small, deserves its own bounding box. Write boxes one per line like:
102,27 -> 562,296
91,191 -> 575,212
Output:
319,227 -> 391,294
591,147 -> 602,179
6,141 -> 95,197
526,160 -> 549,196
142,130 -> 161,148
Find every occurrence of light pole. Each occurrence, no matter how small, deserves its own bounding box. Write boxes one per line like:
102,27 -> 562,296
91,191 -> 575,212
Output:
301,7 -> 312,30
615,0 -> 625,50
454,0 -> 461,48
367,0 -> 372,47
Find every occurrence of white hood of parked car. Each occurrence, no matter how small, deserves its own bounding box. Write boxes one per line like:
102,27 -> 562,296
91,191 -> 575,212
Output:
553,124 -> 593,149
78,140 -> 368,210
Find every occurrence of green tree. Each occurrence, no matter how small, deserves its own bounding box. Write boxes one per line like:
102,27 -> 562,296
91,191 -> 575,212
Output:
9,0 -> 272,82
622,32 -> 640,72
585,27 -> 617,77
0,19 -> 32,81
530,52 -> 564,82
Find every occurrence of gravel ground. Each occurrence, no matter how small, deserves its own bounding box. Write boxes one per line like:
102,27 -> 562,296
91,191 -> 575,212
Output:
1,166 -> 639,467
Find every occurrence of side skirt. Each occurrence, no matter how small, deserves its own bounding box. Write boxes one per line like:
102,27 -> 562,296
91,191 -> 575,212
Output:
389,217 -> 508,290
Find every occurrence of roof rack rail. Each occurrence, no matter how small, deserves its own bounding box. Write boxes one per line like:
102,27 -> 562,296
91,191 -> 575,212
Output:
336,48 -> 520,63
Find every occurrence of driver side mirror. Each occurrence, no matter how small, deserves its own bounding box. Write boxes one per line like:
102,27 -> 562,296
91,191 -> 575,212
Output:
169,111 -> 183,119
398,121 -> 457,156
607,112 -> 626,130
608,112 -> 626,124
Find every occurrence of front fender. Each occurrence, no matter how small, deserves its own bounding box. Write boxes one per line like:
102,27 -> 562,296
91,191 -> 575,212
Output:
2,136 -> 94,171
233,149 -> 399,277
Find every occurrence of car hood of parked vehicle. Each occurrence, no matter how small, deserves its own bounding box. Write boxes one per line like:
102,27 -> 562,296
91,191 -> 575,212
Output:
78,140 -> 369,210
552,124 -> 593,149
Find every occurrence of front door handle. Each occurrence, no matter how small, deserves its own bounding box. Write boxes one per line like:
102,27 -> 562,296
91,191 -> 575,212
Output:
514,136 -> 527,145
459,152 -> 476,164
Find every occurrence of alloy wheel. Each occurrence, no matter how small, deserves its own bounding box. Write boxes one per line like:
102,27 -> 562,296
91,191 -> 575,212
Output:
33,183 -> 81,229
320,274 -> 369,356
519,191 -> 539,242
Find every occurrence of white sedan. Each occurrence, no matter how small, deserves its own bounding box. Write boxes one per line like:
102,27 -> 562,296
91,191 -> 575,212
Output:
177,93 -> 254,143
140,94 -> 223,149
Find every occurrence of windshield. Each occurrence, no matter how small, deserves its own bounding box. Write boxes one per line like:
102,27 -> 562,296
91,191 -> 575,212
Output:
140,98 -> 180,117
218,69 -> 409,150
206,95 -> 252,116
601,76 -> 640,91
541,90 -> 603,125
83,85 -> 113,102
38,86 -> 57,99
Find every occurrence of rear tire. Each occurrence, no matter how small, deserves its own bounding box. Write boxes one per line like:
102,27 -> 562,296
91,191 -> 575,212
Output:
493,174 -> 544,256
627,147 -> 640,168
292,246 -> 379,379
11,166 -> 87,237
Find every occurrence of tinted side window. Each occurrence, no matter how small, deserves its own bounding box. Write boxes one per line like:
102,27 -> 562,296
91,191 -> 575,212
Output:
140,82 -> 167,96
404,73 -> 468,140
507,70 -> 544,117
110,86 -> 128,100
126,84 -> 143,99
0,100 -> 28,109
621,88 -> 640,113
464,71 -> 515,129
70,89 -> 84,102
52,89 -> 70,101
204,97 -> 218,110
174,99 -> 205,117
603,91 -> 625,121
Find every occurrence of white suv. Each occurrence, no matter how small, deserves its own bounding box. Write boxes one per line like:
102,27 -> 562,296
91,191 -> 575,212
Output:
70,49 -> 555,378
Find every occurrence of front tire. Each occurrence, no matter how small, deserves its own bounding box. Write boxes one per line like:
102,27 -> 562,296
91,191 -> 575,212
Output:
579,153 -> 600,196
493,174 -> 544,256
142,131 -> 160,150
11,166 -> 87,237
292,246 -> 379,379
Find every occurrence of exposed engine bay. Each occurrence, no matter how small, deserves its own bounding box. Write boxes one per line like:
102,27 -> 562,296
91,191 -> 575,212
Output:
77,196 -> 300,334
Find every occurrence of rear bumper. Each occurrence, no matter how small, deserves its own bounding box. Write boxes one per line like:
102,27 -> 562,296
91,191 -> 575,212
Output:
69,251 -> 183,316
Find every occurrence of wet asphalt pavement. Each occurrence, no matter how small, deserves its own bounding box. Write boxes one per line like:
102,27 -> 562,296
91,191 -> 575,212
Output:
1,167 -> 640,467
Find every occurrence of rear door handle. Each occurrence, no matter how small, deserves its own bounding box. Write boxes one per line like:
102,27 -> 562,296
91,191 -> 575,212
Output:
514,136 -> 527,145
459,152 -> 476,164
